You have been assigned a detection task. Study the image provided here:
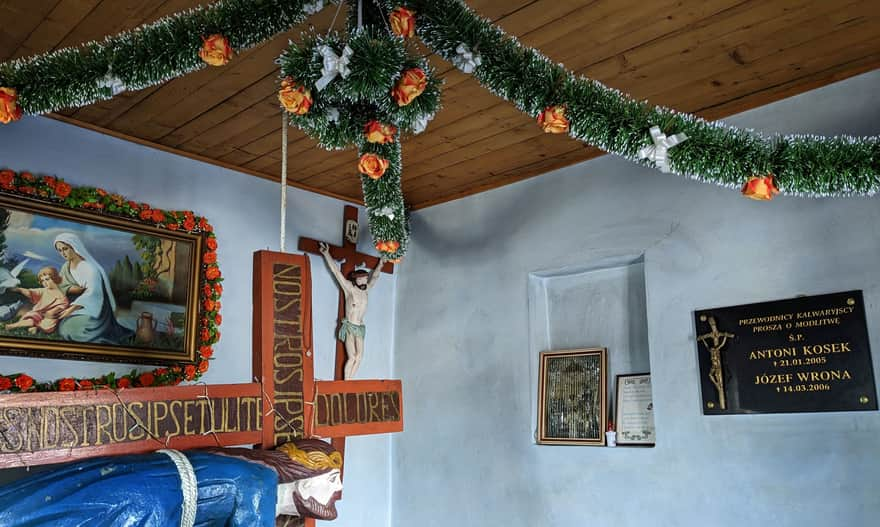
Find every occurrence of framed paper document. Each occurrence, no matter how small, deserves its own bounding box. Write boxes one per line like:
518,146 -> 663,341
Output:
614,373 -> 655,446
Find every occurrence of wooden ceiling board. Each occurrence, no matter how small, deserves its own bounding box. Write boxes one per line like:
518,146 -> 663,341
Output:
1,0 -> 870,209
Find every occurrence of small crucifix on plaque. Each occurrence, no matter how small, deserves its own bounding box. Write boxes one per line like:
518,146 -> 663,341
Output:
697,315 -> 735,410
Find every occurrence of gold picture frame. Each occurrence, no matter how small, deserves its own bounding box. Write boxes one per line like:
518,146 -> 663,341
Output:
537,348 -> 607,445
0,194 -> 203,365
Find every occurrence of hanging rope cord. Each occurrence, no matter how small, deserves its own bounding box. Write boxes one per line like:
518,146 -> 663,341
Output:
279,0 -> 349,253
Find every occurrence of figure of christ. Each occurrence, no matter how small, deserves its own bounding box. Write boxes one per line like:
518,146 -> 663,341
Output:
319,242 -> 387,379
697,316 -> 735,410
2,266 -> 69,334
0,439 -> 343,527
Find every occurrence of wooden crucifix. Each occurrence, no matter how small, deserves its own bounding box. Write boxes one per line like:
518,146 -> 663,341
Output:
298,205 -> 395,458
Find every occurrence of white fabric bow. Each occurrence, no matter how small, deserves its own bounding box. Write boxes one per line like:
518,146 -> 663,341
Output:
452,43 -> 481,74
315,44 -> 353,91
98,73 -> 126,96
376,206 -> 396,221
412,113 -> 433,134
637,126 -> 688,173
303,0 -> 324,15
326,107 -> 340,123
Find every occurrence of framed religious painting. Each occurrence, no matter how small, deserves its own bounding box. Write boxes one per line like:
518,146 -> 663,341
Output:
614,373 -> 656,446
0,193 -> 205,365
537,348 -> 607,446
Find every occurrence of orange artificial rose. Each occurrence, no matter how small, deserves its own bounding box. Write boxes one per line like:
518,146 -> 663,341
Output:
203,299 -> 216,312
201,328 -> 211,342
0,170 -> 14,189
117,377 -> 132,389
42,175 -> 57,188
0,87 -> 23,124
183,217 -> 196,231
364,120 -> 397,144
742,174 -> 780,201
138,372 -> 155,387
15,374 -> 34,391
205,265 -> 221,281
206,237 -> 218,250
375,240 -> 400,253
214,314 -> 222,326
78,379 -> 94,390
392,68 -> 427,106
203,251 -> 217,264
167,223 -> 179,230
58,378 -> 75,391
200,346 -> 214,359
185,364 -> 197,380
151,209 -> 165,223
358,153 -> 390,180
198,360 -> 210,374
199,34 -> 233,66
20,172 -> 34,182
140,209 -> 153,221
278,78 -> 313,115
95,188 -> 107,196
389,7 -> 416,38
537,105 -> 569,134
0,376 -> 11,390
213,283 -> 223,295
54,181 -> 72,198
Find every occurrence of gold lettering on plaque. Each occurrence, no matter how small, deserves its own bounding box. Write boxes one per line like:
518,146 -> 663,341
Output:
697,316 -> 735,410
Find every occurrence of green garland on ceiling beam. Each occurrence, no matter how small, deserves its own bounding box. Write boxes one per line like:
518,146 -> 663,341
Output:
402,0 -> 880,197
0,0 -> 877,203
0,0 -> 317,115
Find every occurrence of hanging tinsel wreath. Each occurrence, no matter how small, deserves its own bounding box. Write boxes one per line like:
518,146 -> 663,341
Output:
276,15 -> 442,259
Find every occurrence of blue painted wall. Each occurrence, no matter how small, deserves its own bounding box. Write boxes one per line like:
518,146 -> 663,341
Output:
0,116 -> 395,527
392,70 -> 880,527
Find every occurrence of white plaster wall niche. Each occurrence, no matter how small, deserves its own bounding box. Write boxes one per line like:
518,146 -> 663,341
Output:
528,253 -> 655,446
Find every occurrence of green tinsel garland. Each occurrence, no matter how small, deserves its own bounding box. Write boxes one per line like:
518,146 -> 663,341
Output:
277,3 -> 440,259
0,0 -> 877,255
0,0 -> 316,115
402,0 -> 880,197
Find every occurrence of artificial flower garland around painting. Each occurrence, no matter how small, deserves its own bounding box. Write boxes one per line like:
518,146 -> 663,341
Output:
0,0 -> 878,256
0,169 -> 222,393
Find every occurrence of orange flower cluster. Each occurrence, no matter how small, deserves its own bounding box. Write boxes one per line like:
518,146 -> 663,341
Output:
279,78 -> 313,115
364,120 -> 397,144
199,34 -> 233,66
742,175 -> 780,201
390,7 -> 416,38
375,240 -> 401,253
0,87 -> 23,124
537,106 -> 569,134
392,68 -> 427,106
358,153 -> 390,180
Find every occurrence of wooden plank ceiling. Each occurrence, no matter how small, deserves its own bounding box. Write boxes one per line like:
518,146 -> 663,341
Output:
3,0 -> 879,209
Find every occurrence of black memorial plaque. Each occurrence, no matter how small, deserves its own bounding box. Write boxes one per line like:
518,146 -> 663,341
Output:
694,290 -> 877,415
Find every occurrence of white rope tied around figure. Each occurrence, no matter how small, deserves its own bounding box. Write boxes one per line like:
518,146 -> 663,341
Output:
158,449 -> 198,527
637,125 -> 688,173
280,111 -> 288,252
315,44 -> 353,91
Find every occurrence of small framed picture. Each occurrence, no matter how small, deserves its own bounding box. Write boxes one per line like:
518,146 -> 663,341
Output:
614,373 -> 656,446
537,348 -> 607,445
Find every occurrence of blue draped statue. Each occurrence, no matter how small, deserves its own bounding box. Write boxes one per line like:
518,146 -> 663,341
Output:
0,440 -> 343,527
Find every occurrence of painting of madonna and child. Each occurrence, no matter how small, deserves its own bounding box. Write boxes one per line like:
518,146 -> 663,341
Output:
0,199 -> 201,364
